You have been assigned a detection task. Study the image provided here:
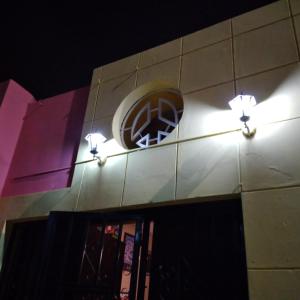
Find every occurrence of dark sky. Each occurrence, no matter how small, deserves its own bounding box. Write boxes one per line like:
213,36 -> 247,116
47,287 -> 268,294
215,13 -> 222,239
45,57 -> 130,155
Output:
0,0 -> 276,99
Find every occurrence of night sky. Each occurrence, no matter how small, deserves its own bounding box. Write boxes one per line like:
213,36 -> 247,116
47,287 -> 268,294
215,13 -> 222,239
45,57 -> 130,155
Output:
0,0 -> 276,99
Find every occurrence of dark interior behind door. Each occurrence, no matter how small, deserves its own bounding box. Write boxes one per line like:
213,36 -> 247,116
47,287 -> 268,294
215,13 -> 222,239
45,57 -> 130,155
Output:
0,199 -> 248,300
149,200 -> 248,300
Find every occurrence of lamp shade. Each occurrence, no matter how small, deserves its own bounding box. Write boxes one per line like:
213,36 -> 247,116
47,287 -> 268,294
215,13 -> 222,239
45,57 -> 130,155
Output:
85,132 -> 107,156
229,95 -> 256,122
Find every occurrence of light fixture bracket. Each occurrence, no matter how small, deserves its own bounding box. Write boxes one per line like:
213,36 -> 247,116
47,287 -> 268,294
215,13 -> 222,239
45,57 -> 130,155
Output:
85,132 -> 107,166
95,155 -> 107,166
229,94 -> 257,138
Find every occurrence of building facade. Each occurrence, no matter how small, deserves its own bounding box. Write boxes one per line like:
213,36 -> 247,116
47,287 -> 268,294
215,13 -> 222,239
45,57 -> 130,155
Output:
1,1 -> 300,299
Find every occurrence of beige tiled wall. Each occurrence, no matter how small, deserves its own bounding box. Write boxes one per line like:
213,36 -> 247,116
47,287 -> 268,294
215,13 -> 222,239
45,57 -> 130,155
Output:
140,39 -> 181,68
179,82 -> 236,139
123,145 -> 177,206
240,119 -> 300,191
176,132 -> 240,200
232,0 -> 290,35
243,187 -> 300,269
76,155 -> 127,210
181,39 -> 233,93
234,19 -> 298,78
248,269 -> 300,300
95,73 -> 136,120
137,57 -> 181,88
183,20 -> 231,53
2,1 -> 300,297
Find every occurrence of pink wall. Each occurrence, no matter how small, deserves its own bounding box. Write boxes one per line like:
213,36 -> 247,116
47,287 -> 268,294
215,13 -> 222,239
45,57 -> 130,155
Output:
0,80 -> 35,195
0,81 -> 8,107
2,86 -> 89,197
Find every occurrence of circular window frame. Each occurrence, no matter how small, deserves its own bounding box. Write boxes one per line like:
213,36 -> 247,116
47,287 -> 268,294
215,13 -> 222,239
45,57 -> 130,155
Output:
112,81 -> 184,150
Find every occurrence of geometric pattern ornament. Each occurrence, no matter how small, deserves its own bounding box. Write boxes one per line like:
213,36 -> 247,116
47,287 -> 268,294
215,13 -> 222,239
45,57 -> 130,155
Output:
120,90 -> 183,149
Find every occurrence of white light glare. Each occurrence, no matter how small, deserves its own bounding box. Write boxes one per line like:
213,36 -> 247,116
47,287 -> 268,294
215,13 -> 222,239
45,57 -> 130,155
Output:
229,94 -> 256,122
85,132 -> 107,156
229,94 -> 257,137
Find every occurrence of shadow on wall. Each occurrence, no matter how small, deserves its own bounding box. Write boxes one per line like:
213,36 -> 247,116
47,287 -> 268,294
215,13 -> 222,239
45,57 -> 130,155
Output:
152,134 -> 240,204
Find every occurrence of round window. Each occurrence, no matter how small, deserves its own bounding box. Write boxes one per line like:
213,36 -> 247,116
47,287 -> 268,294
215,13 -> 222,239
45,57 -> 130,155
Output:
120,89 -> 183,149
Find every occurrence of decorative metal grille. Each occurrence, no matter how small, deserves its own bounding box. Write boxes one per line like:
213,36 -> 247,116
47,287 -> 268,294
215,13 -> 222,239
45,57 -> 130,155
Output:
120,90 -> 183,149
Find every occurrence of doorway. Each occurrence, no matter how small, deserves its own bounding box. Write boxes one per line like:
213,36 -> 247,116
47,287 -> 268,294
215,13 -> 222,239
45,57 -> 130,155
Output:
0,199 -> 248,299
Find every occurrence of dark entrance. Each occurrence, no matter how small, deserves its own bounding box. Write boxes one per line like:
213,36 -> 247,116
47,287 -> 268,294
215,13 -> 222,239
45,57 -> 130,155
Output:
0,199 -> 248,299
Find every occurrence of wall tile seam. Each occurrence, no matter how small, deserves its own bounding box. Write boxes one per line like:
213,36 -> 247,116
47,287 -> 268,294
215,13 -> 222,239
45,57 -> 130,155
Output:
232,15 -> 292,38
292,11 -> 300,17
248,267 -> 300,271
140,39 -> 183,68
177,38 -> 184,93
137,55 -> 182,73
241,183 -> 300,194
74,163 -> 87,211
92,21 -> 297,87
93,72 -> 138,119
182,79 -> 235,96
291,15 -> 300,59
181,36 -> 232,56
98,69 -> 139,85
288,0 -> 300,17
94,37 -> 232,84
230,20 -> 237,95
175,193 -> 241,204
174,142 -> 180,200
237,138 -> 243,191
119,9 -> 289,50
80,111 -> 300,163
99,71 -> 138,93
92,15 -> 294,83
91,67 -> 103,84
286,0 -> 293,17
78,112 -> 300,165
234,60 -> 299,81
86,81 -> 102,125
176,40 -> 184,142
75,129 -> 241,164
92,115 -> 114,125
287,0 -> 300,60
91,58 -> 299,108
98,54 -> 179,84
229,23 -> 243,194
119,153 -> 129,207
134,53 -> 142,88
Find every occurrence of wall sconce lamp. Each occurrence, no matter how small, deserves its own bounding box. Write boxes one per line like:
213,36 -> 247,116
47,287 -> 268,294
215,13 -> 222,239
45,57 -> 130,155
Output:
85,132 -> 107,165
229,94 -> 257,137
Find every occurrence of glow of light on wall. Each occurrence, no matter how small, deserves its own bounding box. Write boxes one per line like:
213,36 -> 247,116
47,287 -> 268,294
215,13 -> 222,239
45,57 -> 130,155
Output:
85,132 -> 107,165
254,94 -> 291,126
102,139 -> 127,156
246,65 -> 300,139
85,133 -> 107,156
181,95 -> 241,138
203,109 -> 239,133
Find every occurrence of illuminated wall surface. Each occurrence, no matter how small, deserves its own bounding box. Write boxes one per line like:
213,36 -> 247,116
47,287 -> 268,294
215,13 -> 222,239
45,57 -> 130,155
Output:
1,0 -> 300,298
